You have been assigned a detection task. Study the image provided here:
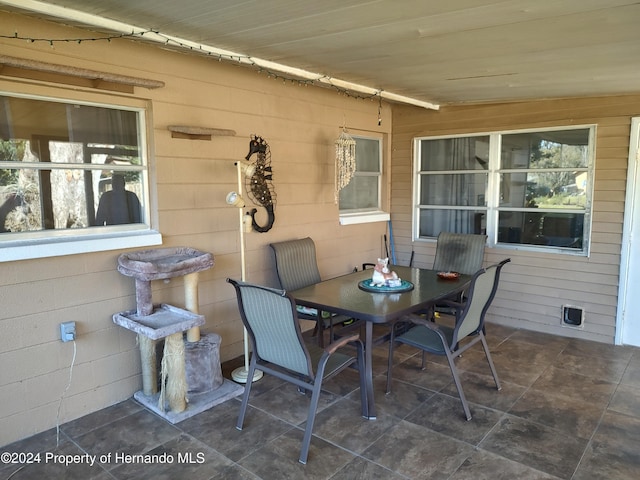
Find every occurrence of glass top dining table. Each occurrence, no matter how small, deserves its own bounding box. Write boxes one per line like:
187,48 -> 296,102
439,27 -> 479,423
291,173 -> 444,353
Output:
290,265 -> 471,419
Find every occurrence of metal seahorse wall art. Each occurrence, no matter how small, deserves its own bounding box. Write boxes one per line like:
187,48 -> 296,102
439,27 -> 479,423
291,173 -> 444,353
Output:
244,135 -> 276,232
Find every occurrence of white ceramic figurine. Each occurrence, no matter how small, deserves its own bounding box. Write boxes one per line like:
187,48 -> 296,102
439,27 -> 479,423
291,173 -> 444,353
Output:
371,257 -> 401,287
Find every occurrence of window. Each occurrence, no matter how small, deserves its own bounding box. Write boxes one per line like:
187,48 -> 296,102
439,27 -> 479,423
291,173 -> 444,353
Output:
0,92 -> 160,261
415,136 -> 490,237
339,135 -> 389,225
415,127 -> 593,254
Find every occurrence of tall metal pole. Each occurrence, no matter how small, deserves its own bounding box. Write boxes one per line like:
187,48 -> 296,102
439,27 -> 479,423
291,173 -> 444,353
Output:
231,161 -> 263,383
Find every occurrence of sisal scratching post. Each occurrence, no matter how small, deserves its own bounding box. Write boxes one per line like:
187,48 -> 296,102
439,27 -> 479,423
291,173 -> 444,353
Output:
159,332 -> 187,413
184,272 -> 200,342
139,335 -> 157,396
135,279 -> 157,395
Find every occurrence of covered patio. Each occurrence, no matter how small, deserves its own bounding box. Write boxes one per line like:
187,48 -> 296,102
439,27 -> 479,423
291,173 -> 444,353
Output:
1,2 -> 640,472
2,324 -> 639,479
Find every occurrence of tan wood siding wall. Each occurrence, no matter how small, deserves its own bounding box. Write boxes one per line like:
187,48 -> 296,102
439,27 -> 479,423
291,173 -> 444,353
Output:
0,12 -> 390,446
391,96 -> 637,344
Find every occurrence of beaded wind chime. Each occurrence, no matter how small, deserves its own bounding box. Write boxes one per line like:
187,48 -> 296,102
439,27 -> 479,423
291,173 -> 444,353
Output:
334,127 -> 357,203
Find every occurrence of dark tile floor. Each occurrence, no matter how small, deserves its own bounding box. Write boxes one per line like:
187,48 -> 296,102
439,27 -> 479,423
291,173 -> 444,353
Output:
3,322 -> 640,479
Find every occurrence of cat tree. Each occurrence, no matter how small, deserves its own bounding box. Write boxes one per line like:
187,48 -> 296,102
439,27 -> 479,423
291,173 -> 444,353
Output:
113,246 -> 242,423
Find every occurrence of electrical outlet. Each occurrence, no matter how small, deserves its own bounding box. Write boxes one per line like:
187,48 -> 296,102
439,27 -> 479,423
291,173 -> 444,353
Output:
60,321 -> 76,342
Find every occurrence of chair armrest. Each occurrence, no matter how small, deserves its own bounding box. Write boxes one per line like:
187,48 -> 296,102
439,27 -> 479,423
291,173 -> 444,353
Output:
400,313 -> 450,345
324,333 -> 360,354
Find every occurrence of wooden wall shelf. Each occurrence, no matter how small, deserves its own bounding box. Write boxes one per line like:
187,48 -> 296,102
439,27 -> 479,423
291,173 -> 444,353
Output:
167,125 -> 236,140
0,54 -> 165,93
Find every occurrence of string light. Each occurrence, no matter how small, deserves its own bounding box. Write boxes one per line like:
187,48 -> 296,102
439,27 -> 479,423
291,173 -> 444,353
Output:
256,67 -> 316,87
2,29 -> 387,105
2,29 -> 157,45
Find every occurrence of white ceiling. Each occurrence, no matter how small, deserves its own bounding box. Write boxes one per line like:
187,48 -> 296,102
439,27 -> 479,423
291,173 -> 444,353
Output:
3,0 -> 640,108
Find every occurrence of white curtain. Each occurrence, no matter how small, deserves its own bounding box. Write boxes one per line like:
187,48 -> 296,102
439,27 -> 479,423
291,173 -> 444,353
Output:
422,138 -> 477,235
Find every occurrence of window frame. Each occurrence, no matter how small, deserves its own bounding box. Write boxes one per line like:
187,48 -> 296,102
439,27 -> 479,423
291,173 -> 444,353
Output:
413,126 -> 595,256
0,87 -> 161,262
338,134 -> 390,225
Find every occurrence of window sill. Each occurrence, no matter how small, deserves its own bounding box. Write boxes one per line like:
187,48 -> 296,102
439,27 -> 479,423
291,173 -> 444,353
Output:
0,229 -> 163,262
339,211 -> 390,225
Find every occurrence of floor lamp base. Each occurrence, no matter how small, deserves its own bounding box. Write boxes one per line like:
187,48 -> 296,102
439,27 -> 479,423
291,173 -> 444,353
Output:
231,366 -> 263,384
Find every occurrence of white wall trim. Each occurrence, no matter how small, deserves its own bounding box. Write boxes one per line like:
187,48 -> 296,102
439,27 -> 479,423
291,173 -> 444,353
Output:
0,230 -> 162,262
339,211 -> 390,225
616,117 -> 640,345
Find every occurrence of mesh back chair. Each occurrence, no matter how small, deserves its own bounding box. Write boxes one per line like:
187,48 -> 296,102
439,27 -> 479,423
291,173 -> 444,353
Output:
270,237 -> 353,346
433,231 -> 487,275
431,232 -> 487,317
227,278 -> 368,464
386,259 -> 510,420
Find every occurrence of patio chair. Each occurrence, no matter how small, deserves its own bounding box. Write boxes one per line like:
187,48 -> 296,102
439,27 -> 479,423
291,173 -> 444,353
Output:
270,237 -> 354,346
227,278 -> 368,464
431,231 -> 487,317
385,258 -> 510,420
433,231 -> 487,274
